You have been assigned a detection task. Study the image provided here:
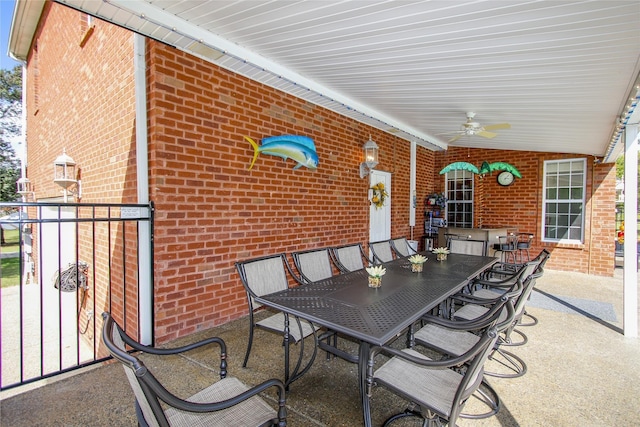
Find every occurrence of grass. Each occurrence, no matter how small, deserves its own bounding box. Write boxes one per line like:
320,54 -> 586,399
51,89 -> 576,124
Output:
1,229 -> 20,287
1,229 -> 20,253
1,257 -> 20,287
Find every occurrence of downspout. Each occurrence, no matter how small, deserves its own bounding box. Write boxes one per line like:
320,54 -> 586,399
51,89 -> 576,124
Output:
134,33 -> 153,345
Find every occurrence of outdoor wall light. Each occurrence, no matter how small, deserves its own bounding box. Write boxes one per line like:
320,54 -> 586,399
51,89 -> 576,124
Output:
53,149 -> 81,202
16,177 -> 34,200
359,136 -> 379,178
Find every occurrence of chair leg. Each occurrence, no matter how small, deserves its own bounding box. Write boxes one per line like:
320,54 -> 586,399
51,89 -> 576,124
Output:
459,379 -> 501,420
243,320 -> 255,368
518,310 -> 539,327
484,347 -> 527,378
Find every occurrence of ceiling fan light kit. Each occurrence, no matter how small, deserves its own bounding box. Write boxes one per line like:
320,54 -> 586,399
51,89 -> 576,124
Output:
447,112 -> 511,143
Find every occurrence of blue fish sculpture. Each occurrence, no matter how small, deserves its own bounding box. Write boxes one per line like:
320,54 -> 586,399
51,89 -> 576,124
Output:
244,135 -> 319,170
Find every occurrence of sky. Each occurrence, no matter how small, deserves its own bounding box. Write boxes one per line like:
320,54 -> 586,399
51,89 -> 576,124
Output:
1,0 -> 20,70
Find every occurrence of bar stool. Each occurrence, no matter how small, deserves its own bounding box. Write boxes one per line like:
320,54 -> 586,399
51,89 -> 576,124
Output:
516,234 -> 534,263
494,234 -> 518,264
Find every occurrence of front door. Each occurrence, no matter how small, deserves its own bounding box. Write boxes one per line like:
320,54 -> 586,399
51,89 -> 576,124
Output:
369,170 -> 391,245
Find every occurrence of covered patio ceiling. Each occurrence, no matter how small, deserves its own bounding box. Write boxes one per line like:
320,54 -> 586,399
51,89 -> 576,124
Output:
10,1 -> 640,161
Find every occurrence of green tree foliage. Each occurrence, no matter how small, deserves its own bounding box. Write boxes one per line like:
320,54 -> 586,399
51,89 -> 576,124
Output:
0,66 -> 22,203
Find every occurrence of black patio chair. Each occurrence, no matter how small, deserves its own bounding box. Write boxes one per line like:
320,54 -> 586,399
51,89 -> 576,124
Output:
330,243 -> 372,273
448,236 -> 487,256
365,295 -> 516,426
235,253 -> 316,369
292,247 -> 336,283
390,237 -> 419,258
101,312 -> 287,427
369,239 -> 395,263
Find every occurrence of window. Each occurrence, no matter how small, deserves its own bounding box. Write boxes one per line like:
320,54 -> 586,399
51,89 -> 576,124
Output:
542,158 -> 586,242
446,170 -> 474,227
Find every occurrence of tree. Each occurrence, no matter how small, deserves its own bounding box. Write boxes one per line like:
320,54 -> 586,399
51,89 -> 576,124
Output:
0,66 -> 22,244
0,65 -> 22,202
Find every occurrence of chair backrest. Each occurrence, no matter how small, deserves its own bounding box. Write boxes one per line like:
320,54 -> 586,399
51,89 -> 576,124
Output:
331,243 -> 369,273
390,237 -> 417,257
516,233 -> 534,248
497,234 -> 518,250
369,240 -> 395,263
101,313 -> 168,427
292,247 -> 335,283
236,254 -> 293,310
449,238 -> 486,256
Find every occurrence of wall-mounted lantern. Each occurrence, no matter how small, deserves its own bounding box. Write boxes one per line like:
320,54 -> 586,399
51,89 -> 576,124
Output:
359,136 -> 379,178
53,149 -> 81,202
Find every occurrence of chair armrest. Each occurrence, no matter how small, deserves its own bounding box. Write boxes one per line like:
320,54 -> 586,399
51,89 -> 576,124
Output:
115,318 -> 229,379
143,373 -> 287,420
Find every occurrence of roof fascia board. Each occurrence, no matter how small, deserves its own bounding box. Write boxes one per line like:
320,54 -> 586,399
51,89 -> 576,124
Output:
8,0 -> 46,63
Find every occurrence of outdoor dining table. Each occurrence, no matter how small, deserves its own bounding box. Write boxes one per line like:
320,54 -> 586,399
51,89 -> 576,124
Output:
255,252 -> 498,427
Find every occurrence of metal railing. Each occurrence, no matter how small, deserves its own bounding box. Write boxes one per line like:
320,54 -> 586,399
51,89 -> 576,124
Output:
0,202 -> 154,391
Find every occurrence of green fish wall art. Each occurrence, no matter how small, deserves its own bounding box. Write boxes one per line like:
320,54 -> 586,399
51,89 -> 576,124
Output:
244,135 -> 319,170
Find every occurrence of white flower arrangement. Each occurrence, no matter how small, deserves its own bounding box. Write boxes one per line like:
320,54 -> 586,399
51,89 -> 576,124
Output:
365,265 -> 387,278
432,247 -> 450,255
408,254 -> 427,264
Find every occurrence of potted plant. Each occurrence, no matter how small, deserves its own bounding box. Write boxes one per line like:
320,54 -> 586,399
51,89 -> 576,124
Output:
408,254 -> 427,272
432,247 -> 450,261
365,265 -> 386,287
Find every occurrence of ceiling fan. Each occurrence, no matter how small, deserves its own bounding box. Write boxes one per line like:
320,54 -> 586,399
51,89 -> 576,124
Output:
445,112 -> 511,143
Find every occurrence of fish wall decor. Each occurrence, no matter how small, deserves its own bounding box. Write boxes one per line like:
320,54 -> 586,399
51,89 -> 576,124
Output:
244,135 -> 319,170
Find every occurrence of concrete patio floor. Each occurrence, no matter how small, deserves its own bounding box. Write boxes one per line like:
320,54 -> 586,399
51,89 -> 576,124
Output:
1,268 -> 639,426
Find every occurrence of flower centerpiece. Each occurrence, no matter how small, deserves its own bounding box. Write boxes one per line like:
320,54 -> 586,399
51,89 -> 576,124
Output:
432,247 -> 450,261
365,265 -> 386,288
408,254 -> 427,272
370,182 -> 389,209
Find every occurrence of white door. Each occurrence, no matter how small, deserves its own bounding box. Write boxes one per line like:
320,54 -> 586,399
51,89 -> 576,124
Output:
369,170 -> 391,244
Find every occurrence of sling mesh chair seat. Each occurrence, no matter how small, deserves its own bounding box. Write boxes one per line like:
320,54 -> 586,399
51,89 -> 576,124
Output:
365,299 -> 516,426
101,312 -> 287,427
390,237 -> 419,258
330,243 -> 372,273
369,239 -> 395,264
235,253 -> 316,368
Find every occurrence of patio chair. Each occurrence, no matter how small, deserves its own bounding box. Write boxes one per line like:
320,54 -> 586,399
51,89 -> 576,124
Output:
101,312 -> 287,427
369,239 -> 395,263
330,243 -> 372,273
235,253 -> 316,368
365,296 -> 516,426
292,247 -> 335,283
451,262 -> 542,378
390,237 -> 419,258
413,282 -> 523,419
449,237 -> 487,256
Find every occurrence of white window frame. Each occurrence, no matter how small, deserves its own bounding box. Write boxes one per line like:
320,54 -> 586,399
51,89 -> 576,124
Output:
542,158 -> 586,243
445,170 -> 474,228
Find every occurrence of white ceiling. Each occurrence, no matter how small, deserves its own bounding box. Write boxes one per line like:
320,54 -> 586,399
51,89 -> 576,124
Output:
17,1 -> 640,160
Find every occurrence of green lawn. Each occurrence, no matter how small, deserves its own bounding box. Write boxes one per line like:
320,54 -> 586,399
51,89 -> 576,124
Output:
1,229 -> 20,253
1,257 -> 20,287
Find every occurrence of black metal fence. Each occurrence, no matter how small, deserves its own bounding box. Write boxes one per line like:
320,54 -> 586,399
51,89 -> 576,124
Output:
0,202 -> 154,391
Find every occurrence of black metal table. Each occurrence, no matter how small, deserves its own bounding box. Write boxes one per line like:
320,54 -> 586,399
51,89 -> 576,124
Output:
255,252 -> 498,426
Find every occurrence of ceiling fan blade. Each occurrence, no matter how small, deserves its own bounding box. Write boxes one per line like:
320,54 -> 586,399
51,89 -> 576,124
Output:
476,130 -> 497,139
483,123 -> 511,131
448,134 -> 463,143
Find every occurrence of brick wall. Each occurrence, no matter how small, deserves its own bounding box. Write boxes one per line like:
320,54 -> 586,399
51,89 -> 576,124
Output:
434,147 -> 616,275
26,4 -> 617,345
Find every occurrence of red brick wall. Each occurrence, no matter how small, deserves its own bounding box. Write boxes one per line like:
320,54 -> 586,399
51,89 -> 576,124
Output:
145,41 -> 439,341
434,147 -> 616,275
